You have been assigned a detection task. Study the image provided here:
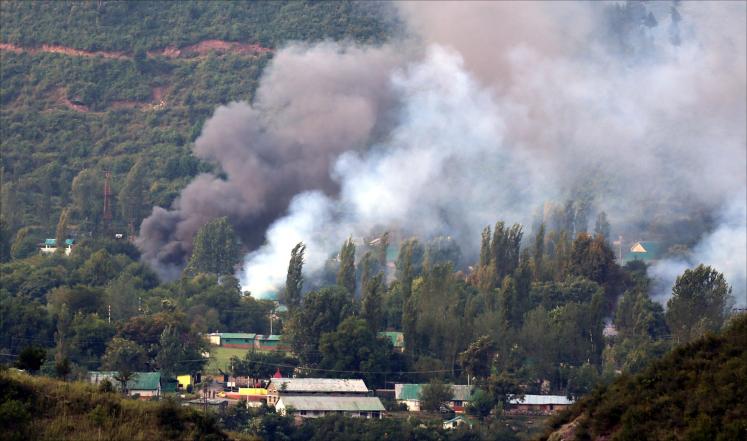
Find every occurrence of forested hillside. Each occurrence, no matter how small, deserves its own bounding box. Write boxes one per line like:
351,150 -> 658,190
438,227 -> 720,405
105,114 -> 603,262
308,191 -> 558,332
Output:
542,314 -> 747,441
1,2 -> 744,440
0,0 -> 396,254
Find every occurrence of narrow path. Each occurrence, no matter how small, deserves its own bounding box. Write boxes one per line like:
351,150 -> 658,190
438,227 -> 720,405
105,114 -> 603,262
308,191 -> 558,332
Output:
0,40 -> 272,61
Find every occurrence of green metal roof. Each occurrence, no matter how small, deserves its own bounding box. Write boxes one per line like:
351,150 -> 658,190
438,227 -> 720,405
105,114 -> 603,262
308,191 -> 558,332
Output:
89,371 -> 161,391
161,378 -> 178,393
44,238 -> 74,246
396,383 -> 422,401
395,384 -> 473,401
128,372 -> 161,391
386,245 -> 398,262
623,241 -> 661,263
220,333 -> 256,340
378,331 -> 404,348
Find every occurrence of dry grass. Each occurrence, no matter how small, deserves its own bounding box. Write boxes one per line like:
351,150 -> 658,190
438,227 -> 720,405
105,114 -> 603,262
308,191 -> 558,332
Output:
0,370 -> 228,441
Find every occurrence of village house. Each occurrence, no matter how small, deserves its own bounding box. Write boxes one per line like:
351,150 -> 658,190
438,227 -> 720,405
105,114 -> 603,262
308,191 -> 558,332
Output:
377,331 -> 405,352
88,371 -> 162,399
275,396 -> 385,420
443,415 -> 475,430
507,394 -> 574,414
266,378 -> 370,406
623,241 -> 660,264
40,238 -> 74,256
394,383 -> 474,412
206,332 -> 289,351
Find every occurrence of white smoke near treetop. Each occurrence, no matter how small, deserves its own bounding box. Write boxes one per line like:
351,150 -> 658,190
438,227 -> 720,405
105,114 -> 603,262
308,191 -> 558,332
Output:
137,1 -> 746,305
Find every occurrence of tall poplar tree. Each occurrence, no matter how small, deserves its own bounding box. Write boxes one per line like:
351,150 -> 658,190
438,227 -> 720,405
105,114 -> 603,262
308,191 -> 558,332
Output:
185,217 -> 240,276
336,237 -> 356,297
283,242 -> 305,308
361,271 -> 384,331
55,207 -> 69,254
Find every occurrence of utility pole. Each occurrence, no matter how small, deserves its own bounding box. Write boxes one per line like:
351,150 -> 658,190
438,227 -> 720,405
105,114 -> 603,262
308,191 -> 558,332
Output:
108,304 -> 111,324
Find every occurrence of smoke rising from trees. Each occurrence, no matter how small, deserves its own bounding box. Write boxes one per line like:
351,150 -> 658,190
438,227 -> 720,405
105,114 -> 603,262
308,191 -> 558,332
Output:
137,43 -> 405,279
137,2 -> 746,305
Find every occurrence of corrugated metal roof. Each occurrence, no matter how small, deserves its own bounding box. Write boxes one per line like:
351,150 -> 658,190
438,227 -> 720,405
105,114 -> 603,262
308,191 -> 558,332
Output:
129,372 -> 161,391
270,378 -> 369,393
394,383 -> 473,401
88,371 -> 160,391
378,331 -> 404,348
509,395 -> 574,405
277,396 -> 385,412
220,333 -> 257,339
451,385 -> 473,401
395,383 -> 421,400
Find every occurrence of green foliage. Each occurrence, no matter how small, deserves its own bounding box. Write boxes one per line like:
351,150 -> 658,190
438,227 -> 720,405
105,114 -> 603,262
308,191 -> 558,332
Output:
0,370 -> 228,440
542,314 -> 747,441
101,337 -> 147,374
285,286 -> 355,366
156,325 -> 207,377
184,217 -> 240,276
0,1 -> 396,52
419,378 -> 455,412
15,346 -> 46,373
666,264 -> 734,344
230,351 -> 298,379
361,268 -> 384,331
283,241 -> 305,308
318,317 -> 396,387
336,237 -> 356,297
460,336 -> 497,381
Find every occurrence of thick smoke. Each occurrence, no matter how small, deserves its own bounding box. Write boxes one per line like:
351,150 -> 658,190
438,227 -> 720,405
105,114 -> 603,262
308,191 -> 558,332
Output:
137,43 -> 405,278
239,1 -> 745,299
650,195 -> 747,307
137,1 -> 745,304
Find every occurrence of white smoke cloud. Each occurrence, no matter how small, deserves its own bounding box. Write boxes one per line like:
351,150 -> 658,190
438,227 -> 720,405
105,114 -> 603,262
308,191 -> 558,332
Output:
224,2 -> 747,301
650,196 -> 747,307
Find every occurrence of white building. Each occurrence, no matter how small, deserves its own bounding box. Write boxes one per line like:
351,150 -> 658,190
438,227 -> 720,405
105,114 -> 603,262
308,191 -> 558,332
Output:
267,378 -> 369,406
275,396 -> 385,419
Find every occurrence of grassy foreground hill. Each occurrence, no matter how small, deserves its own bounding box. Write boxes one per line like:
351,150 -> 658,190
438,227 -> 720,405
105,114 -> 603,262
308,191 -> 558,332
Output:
0,369 -> 228,441
541,314 -> 747,441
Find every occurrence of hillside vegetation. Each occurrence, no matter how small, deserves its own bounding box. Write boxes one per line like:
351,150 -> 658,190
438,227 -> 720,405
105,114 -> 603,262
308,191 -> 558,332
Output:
0,0 -> 396,251
542,314 -> 747,441
0,369 -> 227,441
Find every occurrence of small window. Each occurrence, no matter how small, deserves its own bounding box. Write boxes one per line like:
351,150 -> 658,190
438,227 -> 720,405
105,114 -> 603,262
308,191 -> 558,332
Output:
300,410 -> 307,416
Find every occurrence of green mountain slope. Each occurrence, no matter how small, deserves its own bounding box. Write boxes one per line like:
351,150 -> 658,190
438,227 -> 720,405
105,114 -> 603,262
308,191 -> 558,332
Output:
0,1 -> 396,253
542,314 -> 747,441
